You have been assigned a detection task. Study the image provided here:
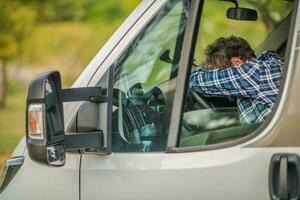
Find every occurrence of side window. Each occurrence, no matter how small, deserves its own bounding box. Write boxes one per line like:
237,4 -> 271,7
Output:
179,0 -> 293,148
112,0 -> 189,152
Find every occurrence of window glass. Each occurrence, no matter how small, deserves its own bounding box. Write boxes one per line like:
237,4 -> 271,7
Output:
179,0 -> 293,148
112,0 -> 189,152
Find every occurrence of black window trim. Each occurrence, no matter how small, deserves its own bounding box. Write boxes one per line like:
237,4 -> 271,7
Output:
166,0 -> 300,153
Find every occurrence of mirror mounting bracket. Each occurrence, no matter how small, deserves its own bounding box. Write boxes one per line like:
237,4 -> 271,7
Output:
219,0 -> 238,8
61,87 -> 107,103
64,131 -> 103,150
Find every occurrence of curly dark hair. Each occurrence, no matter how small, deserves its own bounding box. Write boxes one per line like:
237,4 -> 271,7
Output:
204,36 -> 256,69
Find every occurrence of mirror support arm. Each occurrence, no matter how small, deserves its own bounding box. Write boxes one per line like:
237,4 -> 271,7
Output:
64,131 -> 103,150
61,87 -> 107,103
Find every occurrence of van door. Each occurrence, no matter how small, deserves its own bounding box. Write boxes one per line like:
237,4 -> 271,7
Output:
80,0 -> 300,199
81,0 -> 192,199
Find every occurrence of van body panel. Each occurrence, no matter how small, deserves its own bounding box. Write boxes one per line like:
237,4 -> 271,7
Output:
81,147 -> 300,200
0,151 -> 80,200
10,137 -> 26,158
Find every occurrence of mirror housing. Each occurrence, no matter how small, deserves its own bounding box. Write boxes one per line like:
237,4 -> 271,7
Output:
26,71 -> 106,166
26,71 -> 65,166
227,7 -> 257,21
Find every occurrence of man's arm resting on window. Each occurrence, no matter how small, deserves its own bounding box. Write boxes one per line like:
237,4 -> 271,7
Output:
189,62 -> 260,98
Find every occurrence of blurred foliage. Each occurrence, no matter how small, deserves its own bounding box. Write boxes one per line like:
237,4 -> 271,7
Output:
21,0 -> 142,77
0,0 -> 141,67
15,0 -> 141,23
0,1 -> 36,60
0,0 -> 36,107
0,0 -> 141,165
245,0 -> 293,30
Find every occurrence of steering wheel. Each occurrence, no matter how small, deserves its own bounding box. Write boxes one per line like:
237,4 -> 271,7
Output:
189,90 -> 213,109
112,84 -> 166,152
189,89 -> 238,109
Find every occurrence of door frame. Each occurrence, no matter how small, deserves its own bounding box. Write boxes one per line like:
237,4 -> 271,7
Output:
167,0 -> 300,153
166,0 -> 204,151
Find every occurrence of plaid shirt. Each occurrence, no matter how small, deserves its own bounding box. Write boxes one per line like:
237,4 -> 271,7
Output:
189,51 -> 284,124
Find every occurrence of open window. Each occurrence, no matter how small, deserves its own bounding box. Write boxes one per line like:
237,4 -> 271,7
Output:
178,0 -> 294,148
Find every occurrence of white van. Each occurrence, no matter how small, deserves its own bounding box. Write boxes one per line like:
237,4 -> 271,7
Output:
1,0 -> 300,199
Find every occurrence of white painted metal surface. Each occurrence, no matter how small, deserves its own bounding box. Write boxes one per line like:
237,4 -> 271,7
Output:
81,147 -> 300,200
1,150 -> 80,200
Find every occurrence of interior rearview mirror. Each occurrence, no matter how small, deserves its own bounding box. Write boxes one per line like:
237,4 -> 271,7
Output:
227,7 -> 258,21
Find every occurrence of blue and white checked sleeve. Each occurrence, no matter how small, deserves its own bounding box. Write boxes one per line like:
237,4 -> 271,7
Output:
189,61 -> 261,98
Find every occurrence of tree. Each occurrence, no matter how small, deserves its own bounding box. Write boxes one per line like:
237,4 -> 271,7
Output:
244,0 -> 292,31
0,1 -> 36,107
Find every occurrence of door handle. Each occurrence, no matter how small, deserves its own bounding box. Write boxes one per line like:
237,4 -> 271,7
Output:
269,154 -> 300,200
278,157 -> 288,199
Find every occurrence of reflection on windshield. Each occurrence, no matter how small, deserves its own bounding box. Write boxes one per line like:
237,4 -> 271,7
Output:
114,2 -> 187,92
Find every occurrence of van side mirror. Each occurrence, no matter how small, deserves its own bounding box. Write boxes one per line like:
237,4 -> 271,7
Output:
227,7 -> 257,21
26,71 -> 65,166
26,71 -> 106,166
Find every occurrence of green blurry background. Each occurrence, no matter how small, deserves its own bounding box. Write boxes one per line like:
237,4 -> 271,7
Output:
0,0 -> 292,166
0,0 -> 141,166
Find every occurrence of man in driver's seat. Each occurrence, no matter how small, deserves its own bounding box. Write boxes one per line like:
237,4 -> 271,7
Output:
190,36 -> 284,124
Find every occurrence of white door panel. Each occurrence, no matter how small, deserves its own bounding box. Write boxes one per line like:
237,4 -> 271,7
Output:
81,148 -> 300,200
1,151 -> 80,200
